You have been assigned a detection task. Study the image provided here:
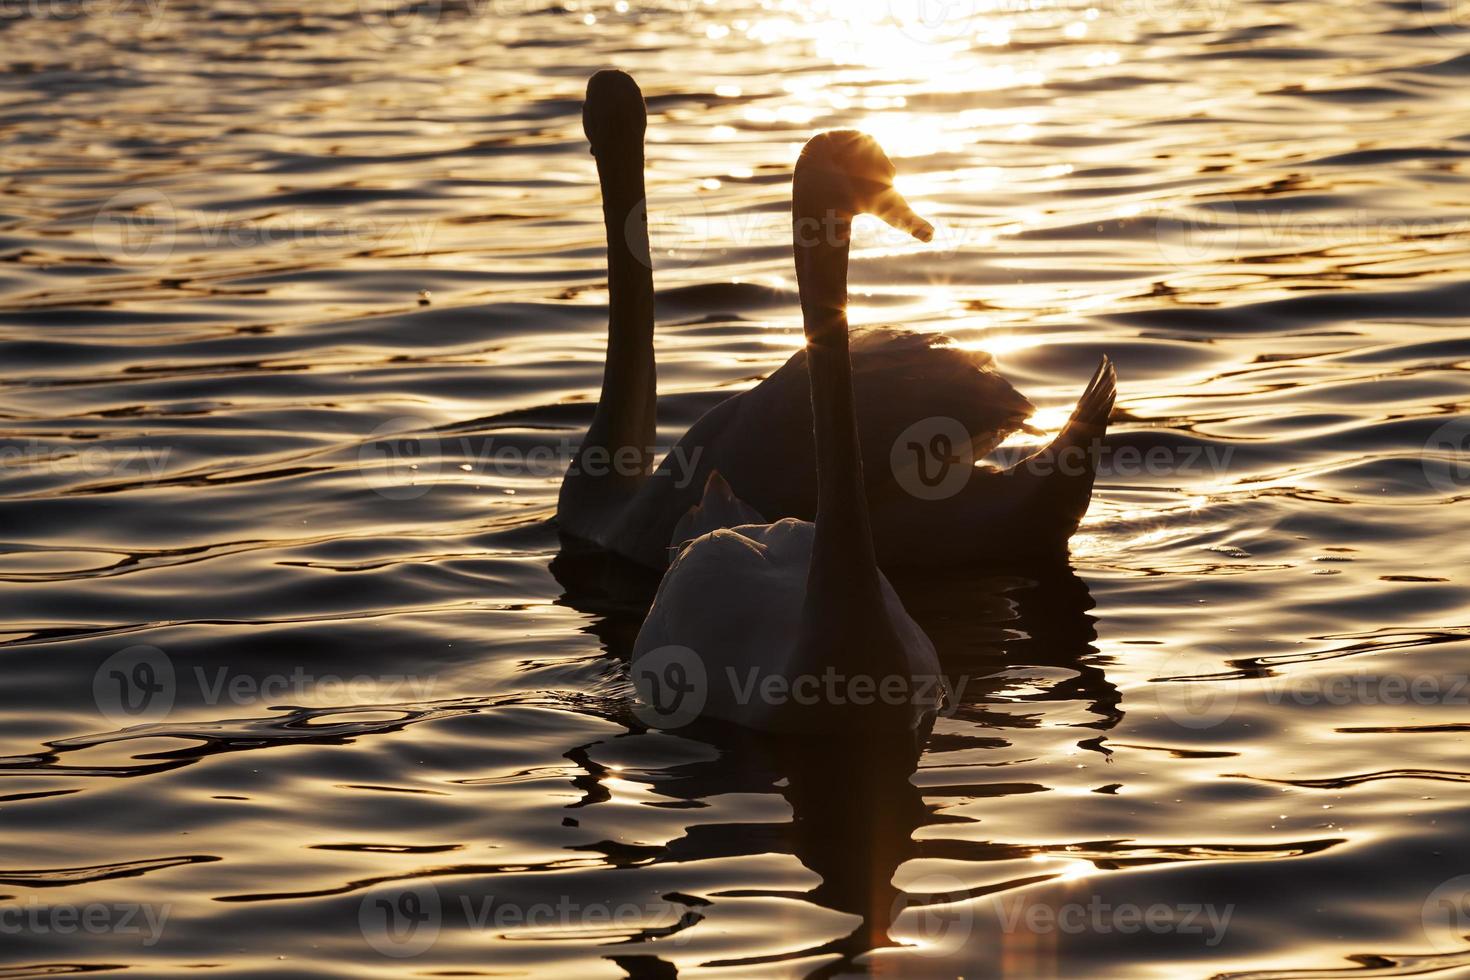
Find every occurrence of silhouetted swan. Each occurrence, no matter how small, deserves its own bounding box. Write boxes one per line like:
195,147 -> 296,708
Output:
630,132 -> 943,733
560,72 -> 1115,569
557,69 -> 658,545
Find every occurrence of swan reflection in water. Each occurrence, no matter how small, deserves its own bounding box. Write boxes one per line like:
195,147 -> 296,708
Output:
550,550 -> 1114,974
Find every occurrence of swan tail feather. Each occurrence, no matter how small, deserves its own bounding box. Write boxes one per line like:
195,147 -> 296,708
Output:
1011,355 -> 1116,535
669,470 -> 765,557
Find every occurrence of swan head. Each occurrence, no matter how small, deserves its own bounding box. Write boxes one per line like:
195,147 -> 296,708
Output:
583,69 -> 646,160
794,130 -> 933,243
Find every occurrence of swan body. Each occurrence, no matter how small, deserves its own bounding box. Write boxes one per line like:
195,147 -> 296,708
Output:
561,71 -> 1116,571
631,131 -> 946,733
635,510 -> 940,731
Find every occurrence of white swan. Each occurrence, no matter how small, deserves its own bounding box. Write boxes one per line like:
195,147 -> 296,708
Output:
560,72 -> 1116,570
629,132 -> 945,733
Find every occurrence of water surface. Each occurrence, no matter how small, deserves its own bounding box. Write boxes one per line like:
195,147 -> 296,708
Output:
2,0 -> 1469,976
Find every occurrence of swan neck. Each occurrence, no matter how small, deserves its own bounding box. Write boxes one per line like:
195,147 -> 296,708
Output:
793,209 -> 885,612
586,139 -> 656,480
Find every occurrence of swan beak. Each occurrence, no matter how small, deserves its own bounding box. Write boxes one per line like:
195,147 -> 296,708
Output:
872,187 -> 934,243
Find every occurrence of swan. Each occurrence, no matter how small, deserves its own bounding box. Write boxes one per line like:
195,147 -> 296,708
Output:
629,131 -> 945,732
560,71 -> 1116,569
557,69 -> 658,545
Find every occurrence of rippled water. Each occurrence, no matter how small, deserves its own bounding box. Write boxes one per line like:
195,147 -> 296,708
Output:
2,0 -> 1469,975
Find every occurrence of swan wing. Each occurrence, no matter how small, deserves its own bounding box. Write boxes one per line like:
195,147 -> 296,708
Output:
632,520 -> 812,728
669,471 -> 766,556
848,327 -> 1034,463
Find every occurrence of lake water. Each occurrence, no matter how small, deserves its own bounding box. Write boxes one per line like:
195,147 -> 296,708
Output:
2,0 -> 1469,976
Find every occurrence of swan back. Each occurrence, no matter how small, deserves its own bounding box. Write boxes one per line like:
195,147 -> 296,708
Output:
632,519 -> 941,732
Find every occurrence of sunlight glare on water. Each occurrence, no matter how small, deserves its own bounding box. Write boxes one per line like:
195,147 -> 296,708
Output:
0,0 -> 1468,975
